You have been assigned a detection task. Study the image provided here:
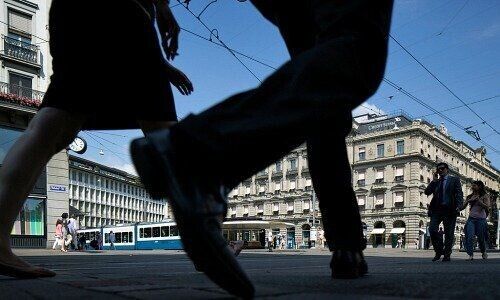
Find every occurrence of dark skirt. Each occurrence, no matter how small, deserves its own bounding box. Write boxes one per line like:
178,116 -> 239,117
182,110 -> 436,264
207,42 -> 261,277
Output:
41,0 -> 177,129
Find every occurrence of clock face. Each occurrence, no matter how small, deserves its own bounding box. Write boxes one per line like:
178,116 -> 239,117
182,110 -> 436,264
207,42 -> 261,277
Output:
69,137 -> 87,154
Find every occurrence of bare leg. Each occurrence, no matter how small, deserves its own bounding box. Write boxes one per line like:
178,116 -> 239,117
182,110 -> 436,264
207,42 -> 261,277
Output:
0,107 -> 85,278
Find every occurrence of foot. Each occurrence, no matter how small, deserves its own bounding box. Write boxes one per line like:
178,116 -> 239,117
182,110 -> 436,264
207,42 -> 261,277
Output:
468,255 -> 473,260
482,252 -> 488,260
432,253 -> 442,262
0,242 -> 56,279
229,241 -> 244,257
130,131 -> 254,299
442,255 -> 451,262
330,249 -> 368,279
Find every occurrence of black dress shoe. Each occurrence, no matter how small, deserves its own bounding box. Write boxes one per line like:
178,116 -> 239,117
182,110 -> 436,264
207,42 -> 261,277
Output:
442,255 -> 451,262
330,250 -> 368,279
130,131 -> 255,299
432,254 -> 442,262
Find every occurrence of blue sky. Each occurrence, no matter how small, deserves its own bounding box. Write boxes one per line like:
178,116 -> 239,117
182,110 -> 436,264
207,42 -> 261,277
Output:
77,0 -> 500,173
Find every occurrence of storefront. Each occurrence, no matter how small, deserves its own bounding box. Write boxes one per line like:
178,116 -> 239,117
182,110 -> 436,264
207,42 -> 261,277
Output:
1,124 -> 48,248
222,220 -> 295,249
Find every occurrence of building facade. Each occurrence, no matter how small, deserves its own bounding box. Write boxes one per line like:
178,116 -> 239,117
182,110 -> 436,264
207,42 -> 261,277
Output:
69,155 -> 168,228
0,0 -> 67,249
226,112 -> 500,249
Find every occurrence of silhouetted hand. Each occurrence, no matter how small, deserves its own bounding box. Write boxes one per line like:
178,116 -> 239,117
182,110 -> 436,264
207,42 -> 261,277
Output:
168,67 -> 193,95
156,1 -> 180,60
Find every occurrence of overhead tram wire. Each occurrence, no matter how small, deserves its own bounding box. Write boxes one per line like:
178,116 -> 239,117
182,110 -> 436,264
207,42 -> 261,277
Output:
382,77 -> 499,154
82,131 -> 132,164
418,95 -> 500,118
175,0 -> 262,82
389,34 -> 500,137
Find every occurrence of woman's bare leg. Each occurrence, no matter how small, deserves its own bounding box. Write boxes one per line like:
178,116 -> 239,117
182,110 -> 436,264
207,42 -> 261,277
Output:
0,107 -> 85,278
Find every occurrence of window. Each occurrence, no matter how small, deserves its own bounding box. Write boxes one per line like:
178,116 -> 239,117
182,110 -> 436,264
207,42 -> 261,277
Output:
357,195 -> 366,207
395,167 -> 404,182
152,226 -> 160,238
305,178 -> 312,191
71,171 -> 77,181
273,203 -> 279,213
275,161 -> 282,172
245,186 -> 251,195
9,73 -> 33,98
143,227 -> 152,238
303,201 -> 310,212
290,159 -> 297,170
258,185 -> 266,195
243,206 -> 249,217
394,192 -> 404,207
357,172 -> 365,186
375,194 -> 384,207
289,180 -> 296,190
274,182 -> 281,194
358,147 -> 366,161
8,10 -> 32,36
396,140 -> 404,155
78,172 -> 83,182
257,204 -> 264,216
169,226 -> 178,236
375,169 -> 384,183
377,144 -> 385,157
287,202 -> 294,213
11,197 -> 45,236
84,173 -> 88,184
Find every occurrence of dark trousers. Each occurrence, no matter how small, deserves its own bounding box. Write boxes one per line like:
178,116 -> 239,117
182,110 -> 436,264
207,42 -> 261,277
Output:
429,211 -> 457,256
172,0 -> 393,251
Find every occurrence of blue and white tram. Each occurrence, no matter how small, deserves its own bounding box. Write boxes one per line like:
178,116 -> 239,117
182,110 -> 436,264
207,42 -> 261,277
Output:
102,224 -> 136,250
77,228 -> 100,249
136,221 -> 182,250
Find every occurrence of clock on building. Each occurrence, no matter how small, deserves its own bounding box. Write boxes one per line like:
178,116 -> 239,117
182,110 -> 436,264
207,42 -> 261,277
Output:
69,136 -> 87,154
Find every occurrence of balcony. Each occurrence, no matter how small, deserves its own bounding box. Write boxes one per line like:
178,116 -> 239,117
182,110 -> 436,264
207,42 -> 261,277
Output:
2,35 -> 40,67
0,81 -> 44,108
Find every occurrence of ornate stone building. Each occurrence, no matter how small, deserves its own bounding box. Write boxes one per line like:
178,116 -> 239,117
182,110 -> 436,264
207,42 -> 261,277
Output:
227,112 -> 500,249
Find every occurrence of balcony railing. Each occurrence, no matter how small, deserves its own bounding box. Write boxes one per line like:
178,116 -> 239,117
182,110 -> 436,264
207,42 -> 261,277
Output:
2,35 -> 39,65
0,81 -> 44,107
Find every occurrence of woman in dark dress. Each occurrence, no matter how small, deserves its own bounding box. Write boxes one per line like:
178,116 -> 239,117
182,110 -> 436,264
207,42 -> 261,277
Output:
0,0 -> 192,278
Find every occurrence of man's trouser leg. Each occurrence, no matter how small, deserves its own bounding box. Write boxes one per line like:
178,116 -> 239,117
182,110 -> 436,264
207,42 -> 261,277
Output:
172,1 -> 394,189
429,214 -> 444,255
306,119 -> 363,251
443,214 -> 457,256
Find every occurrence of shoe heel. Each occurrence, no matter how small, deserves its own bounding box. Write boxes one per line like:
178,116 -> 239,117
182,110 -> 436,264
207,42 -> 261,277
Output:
130,138 -> 168,199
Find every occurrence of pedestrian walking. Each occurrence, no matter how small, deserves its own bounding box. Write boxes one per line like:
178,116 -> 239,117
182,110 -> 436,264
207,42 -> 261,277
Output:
425,162 -> 464,262
0,0 -> 192,279
268,232 -> 273,252
67,215 -> 78,251
96,232 -> 103,251
130,0 -> 394,297
109,231 -> 116,250
52,219 -> 65,251
461,181 -> 490,260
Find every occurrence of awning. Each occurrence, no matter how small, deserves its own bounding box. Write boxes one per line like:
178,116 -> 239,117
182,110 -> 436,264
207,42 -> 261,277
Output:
390,228 -> 406,234
371,228 -> 386,234
222,220 -> 295,230
69,205 -> 86,217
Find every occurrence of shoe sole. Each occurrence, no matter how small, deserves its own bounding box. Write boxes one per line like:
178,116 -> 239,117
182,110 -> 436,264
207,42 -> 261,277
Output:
130,138 -> 255,299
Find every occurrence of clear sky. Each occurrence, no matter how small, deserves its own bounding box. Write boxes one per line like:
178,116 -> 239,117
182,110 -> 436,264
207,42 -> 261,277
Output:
77,0 -> 500,174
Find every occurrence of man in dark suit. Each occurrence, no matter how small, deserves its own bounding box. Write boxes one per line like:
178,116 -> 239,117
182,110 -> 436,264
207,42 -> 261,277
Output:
131,0 -> 394,297
425,162 -> 463,262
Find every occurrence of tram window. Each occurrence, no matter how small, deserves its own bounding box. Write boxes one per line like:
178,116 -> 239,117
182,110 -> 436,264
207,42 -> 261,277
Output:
116,232 -> 122,243
128,232 -> 133,242
144,227 -> 152,238
105,233 -> 109,243
123,232 -> 128,243
160,226 -> 169,237
153,226 -> 160,238
140,228 -> 144,238
169,226 -> 178,237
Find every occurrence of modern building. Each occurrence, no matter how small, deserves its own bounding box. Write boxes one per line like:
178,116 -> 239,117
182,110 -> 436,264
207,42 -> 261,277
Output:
68,155 -> 168,228
226,112 -> 500,249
